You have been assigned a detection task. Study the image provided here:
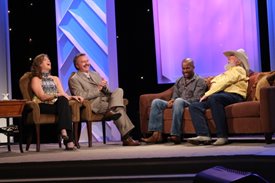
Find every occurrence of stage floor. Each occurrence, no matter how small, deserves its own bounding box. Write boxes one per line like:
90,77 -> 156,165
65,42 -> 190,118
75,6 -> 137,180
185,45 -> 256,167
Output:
1,138 -> 275,163
0,136 -> 274,182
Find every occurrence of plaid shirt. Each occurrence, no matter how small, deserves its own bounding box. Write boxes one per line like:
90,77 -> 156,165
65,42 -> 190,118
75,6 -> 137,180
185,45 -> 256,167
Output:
172,74 -> 207,103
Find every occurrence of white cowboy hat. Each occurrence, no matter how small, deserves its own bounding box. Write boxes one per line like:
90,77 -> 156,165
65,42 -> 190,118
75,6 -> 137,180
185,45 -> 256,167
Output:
223,48 -> 250,74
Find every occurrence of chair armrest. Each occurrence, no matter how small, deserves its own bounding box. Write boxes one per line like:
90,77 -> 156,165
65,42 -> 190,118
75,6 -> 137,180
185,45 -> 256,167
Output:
69,100 -> 82,123
23,100 -> 82,124
260,86 -> 275,131
79,100 -> 93,121
22,101 -> 40,124
139,87 -> 173,134
79,99 -> 128,122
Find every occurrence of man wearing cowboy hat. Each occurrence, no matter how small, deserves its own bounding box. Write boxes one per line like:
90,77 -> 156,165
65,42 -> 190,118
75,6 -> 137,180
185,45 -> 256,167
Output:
187,48 -> 250,146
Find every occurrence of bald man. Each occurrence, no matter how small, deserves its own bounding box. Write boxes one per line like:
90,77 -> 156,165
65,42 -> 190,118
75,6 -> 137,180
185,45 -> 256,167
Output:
141,58 -> 207,144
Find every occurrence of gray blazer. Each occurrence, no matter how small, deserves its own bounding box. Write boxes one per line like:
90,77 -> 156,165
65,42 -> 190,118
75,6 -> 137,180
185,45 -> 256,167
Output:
69,71 -> 108,99
69,71 -> 134,136
69,71 -> 122,113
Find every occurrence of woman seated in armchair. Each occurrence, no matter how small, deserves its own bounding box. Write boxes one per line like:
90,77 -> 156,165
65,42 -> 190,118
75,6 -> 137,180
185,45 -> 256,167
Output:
30,53 -> 84,150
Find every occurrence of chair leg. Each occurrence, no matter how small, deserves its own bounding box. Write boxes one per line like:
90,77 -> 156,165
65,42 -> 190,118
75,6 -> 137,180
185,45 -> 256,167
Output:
35,124 -> 40,152
73,122 -> 80,149
87,121 -> 92,147
265,132 -> 273,144
58,135 -> 62,148
26,125 -> 34,151
102,121 -> 106,144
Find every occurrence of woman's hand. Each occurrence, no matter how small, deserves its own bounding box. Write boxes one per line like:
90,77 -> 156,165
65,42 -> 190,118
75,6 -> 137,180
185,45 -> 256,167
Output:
58,93 -> 71,101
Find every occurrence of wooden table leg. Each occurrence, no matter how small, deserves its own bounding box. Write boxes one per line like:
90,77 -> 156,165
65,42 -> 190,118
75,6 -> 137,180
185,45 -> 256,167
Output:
6,118 -> 11,151
18,117 -> 23,153
5,117 -> 24,153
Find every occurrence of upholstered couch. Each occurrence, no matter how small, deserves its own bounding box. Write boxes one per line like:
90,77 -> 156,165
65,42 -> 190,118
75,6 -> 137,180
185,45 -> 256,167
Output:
139,71 -> 275,143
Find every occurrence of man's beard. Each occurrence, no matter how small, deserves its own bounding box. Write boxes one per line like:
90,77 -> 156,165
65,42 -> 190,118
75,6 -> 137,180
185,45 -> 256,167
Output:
224,63 -> 236,70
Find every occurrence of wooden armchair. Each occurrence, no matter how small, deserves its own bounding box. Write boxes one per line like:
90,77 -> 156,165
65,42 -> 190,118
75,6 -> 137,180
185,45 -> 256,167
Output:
19,72 -> 81,152
68,72 -> 129,148
73,98 -> 129,148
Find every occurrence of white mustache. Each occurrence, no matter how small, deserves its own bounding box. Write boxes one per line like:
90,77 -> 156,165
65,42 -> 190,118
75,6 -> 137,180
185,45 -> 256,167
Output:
224,63 -> 235,70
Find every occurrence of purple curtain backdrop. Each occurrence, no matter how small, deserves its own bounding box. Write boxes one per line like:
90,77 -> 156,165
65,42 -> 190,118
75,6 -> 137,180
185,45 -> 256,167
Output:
153,0 -> 260,84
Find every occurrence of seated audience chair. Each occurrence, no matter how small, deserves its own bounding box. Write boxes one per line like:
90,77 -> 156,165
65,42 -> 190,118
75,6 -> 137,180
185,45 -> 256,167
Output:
19,72 -> 81,152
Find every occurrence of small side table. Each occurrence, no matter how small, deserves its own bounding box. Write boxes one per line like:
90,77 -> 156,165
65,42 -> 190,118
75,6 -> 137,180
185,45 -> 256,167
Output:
0,100 -> 26,153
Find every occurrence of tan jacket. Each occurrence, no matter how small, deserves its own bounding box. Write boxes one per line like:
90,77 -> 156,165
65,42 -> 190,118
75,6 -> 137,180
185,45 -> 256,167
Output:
204,66 -> 249,98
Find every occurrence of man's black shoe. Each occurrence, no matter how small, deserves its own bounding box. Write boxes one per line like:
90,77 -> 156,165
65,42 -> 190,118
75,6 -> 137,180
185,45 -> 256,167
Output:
103,110 -> 121,121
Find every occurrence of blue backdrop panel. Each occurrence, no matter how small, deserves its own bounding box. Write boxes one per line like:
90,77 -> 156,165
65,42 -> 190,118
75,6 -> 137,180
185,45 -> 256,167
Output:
55,0 -> 120,143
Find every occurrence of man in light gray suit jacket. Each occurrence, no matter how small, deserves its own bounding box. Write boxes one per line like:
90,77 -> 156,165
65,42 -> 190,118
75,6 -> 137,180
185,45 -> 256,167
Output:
69,53 -> 140,146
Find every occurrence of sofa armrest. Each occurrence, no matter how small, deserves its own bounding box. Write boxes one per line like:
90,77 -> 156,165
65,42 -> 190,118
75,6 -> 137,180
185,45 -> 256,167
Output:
260,86 -> 275,132
139,87 -> 173,134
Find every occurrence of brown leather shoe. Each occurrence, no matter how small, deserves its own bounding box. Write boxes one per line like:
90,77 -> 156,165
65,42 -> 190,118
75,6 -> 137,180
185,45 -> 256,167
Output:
167,135 -> 181,144
103,110 -> 121,121
122,137 -> 140,146
141,131 -> 163,144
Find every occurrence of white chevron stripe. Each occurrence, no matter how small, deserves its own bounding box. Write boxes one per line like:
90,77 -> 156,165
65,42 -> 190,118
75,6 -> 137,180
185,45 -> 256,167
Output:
69,10 -> 108,54
84,0 -> 106,23
59,27 -> 109,81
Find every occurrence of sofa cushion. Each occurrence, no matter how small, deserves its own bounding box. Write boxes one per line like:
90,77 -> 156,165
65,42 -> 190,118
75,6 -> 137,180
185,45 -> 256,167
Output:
254,71 -> 275,101
254,74 -> 270,101
267,72 -> 275,86
246,72 -> 260,101
225,101 -> 260,118
163,108 -> 173,120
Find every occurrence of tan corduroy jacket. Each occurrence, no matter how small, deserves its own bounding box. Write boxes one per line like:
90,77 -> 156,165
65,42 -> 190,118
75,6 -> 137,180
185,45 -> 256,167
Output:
204,66 -> 249,98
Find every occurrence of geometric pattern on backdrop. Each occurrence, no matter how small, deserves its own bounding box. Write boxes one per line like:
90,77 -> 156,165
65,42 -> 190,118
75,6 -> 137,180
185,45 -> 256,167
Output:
55,0 -> 120,142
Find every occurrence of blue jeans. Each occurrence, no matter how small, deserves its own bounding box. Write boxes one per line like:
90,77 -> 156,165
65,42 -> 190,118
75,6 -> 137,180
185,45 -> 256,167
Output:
148,98 -> 190,136
189,92 -> 244,138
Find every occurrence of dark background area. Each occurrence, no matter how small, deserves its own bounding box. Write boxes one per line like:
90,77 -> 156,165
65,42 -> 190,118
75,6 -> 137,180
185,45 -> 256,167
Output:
8,0 -> 270,141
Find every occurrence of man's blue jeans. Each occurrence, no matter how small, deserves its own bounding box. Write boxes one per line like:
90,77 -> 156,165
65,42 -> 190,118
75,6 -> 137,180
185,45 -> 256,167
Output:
148,98 -> 190,136
189,92 -> 244,138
